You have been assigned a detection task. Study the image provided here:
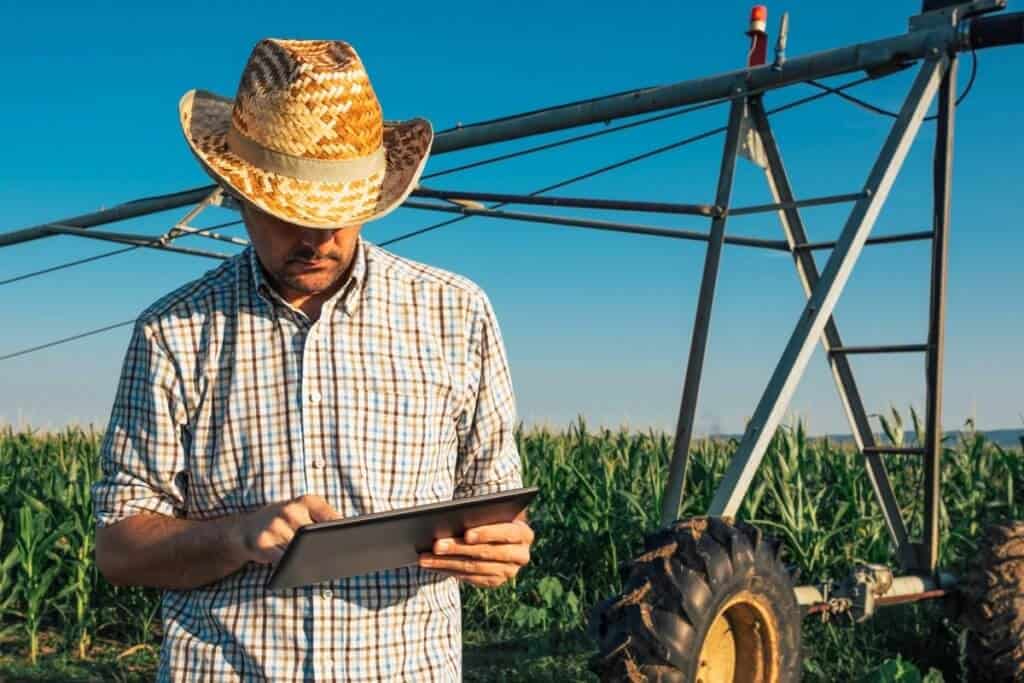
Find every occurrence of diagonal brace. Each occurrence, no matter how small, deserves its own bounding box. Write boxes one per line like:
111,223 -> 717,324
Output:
747,96 -> 916,570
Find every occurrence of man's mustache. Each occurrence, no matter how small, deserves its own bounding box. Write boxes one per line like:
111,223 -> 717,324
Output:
288,246 -> 342,262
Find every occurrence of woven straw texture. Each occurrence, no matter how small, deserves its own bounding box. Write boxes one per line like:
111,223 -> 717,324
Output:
179,39 -> 432,229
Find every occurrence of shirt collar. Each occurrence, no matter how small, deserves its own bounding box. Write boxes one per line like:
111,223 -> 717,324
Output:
247,233 -> 368,320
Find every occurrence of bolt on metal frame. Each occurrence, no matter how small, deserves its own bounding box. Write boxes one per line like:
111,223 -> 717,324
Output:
2,0 -> 1022,591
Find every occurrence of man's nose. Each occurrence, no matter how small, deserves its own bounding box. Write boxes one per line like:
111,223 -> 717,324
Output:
297,227 -> 336,247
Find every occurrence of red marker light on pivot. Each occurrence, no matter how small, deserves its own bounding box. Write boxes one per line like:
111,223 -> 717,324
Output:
747,5 -> 769,67
749,5 -> 768,35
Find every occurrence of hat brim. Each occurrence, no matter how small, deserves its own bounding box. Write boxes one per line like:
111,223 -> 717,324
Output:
179,89 -> 432,229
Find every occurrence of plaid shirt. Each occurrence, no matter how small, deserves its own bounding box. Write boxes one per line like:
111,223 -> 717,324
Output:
92,234 -> 523,682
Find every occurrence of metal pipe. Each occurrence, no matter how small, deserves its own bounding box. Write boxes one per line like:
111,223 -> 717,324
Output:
862,446 -> 927,455
0,186 -> 216,249
970,11 -> 1024,48
728,192 -> 866,216
433,25 -> 963,154
875,588 -> 948,607
43,224 -> 230,260
796,229 -> 935,251
412,188 -> 719,217
400,200 -> 791,250
829,344 -> 929,354
794,572 -> 957,607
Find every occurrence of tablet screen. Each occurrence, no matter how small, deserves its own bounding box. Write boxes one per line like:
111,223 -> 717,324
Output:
266,486 -> 539,590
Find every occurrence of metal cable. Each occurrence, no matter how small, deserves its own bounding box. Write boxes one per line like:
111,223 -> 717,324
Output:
0,246 -> 137,287
0,320 -> 135,362
806,48 -> 978,121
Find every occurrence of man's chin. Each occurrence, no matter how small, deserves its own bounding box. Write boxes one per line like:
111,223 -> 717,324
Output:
282,272 -> 342,296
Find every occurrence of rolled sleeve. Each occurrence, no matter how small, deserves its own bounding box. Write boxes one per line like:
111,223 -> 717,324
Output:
92,320 -> 189,529
453,289 -> 524,499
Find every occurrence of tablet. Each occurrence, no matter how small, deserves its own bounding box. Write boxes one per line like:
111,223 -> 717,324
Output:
266,486 -> 539,590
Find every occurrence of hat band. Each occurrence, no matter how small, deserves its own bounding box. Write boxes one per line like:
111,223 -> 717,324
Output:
226,125 -> 387,183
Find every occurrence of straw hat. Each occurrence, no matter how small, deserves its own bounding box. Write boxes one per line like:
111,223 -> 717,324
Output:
179,38 -> 433,229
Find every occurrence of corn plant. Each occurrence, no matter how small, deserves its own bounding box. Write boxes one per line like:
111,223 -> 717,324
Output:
13,503 -> 72,665
0,513 -> 21,642
48,450 -> 100,659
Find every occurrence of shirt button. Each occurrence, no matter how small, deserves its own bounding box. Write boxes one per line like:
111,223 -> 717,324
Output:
309,390 -> 322,404
322,589 -> 333,600
324,658 -> 334,669
312,458 -> 326,469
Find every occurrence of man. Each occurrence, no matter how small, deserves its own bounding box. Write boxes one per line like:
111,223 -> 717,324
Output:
91,38 -> 533,682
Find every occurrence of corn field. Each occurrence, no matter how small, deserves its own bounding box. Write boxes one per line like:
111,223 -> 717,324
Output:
0,411 -> 1021,680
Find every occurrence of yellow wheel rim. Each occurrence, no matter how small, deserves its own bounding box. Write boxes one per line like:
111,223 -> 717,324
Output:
695,590 -> 782,683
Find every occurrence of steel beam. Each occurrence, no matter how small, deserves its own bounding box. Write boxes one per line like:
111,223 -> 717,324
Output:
0,186 -> 216,249
864,446 -> 927,455
400,200 -> 789,250
923,54 -> 957,572
412,188 -> 719,217
660,98 -> 745,526
43,224 -> 230,260
432,24 -> 968,153
708,57 -> 948,519
748,96 -> 916,568
797,230 -> 935,251
728,192 -> 866,217
830,344 -> 929,355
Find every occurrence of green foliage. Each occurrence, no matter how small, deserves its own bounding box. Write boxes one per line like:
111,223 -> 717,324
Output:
0,414 -> 1022,679
860,657 -> 944,683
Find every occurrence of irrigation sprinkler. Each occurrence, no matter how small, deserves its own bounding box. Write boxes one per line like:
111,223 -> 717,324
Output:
3,1 -> 1024,679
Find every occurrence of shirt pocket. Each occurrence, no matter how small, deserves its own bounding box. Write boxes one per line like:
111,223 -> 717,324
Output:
353,384 -> 457,511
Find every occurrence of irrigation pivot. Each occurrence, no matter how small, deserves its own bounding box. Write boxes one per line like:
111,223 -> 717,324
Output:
4,1 -> 1024,680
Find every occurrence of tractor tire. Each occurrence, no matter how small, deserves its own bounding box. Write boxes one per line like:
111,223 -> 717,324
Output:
589,517 -> 802,683
962,521 -> 1024,681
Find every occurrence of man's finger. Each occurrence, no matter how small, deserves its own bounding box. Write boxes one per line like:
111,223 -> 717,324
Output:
431,540 -> 529,565
302,495 -> 340,523
418,555 -> 521,577
464,521 -> 533,545
281,502 -> 314,529
429,570 -> 507,589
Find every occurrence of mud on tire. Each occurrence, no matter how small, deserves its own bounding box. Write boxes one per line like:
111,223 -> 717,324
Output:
589,516 -> 802,682
963,521 -> 1024,681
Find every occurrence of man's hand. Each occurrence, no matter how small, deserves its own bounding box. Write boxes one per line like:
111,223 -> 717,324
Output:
418,510 -> 533,588
233,494 -> 341,565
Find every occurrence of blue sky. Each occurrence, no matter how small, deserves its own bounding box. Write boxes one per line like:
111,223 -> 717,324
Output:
1,1 -> 1021,436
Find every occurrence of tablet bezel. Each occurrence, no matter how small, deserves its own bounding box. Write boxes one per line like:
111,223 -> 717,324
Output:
266,486 -> 539,589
